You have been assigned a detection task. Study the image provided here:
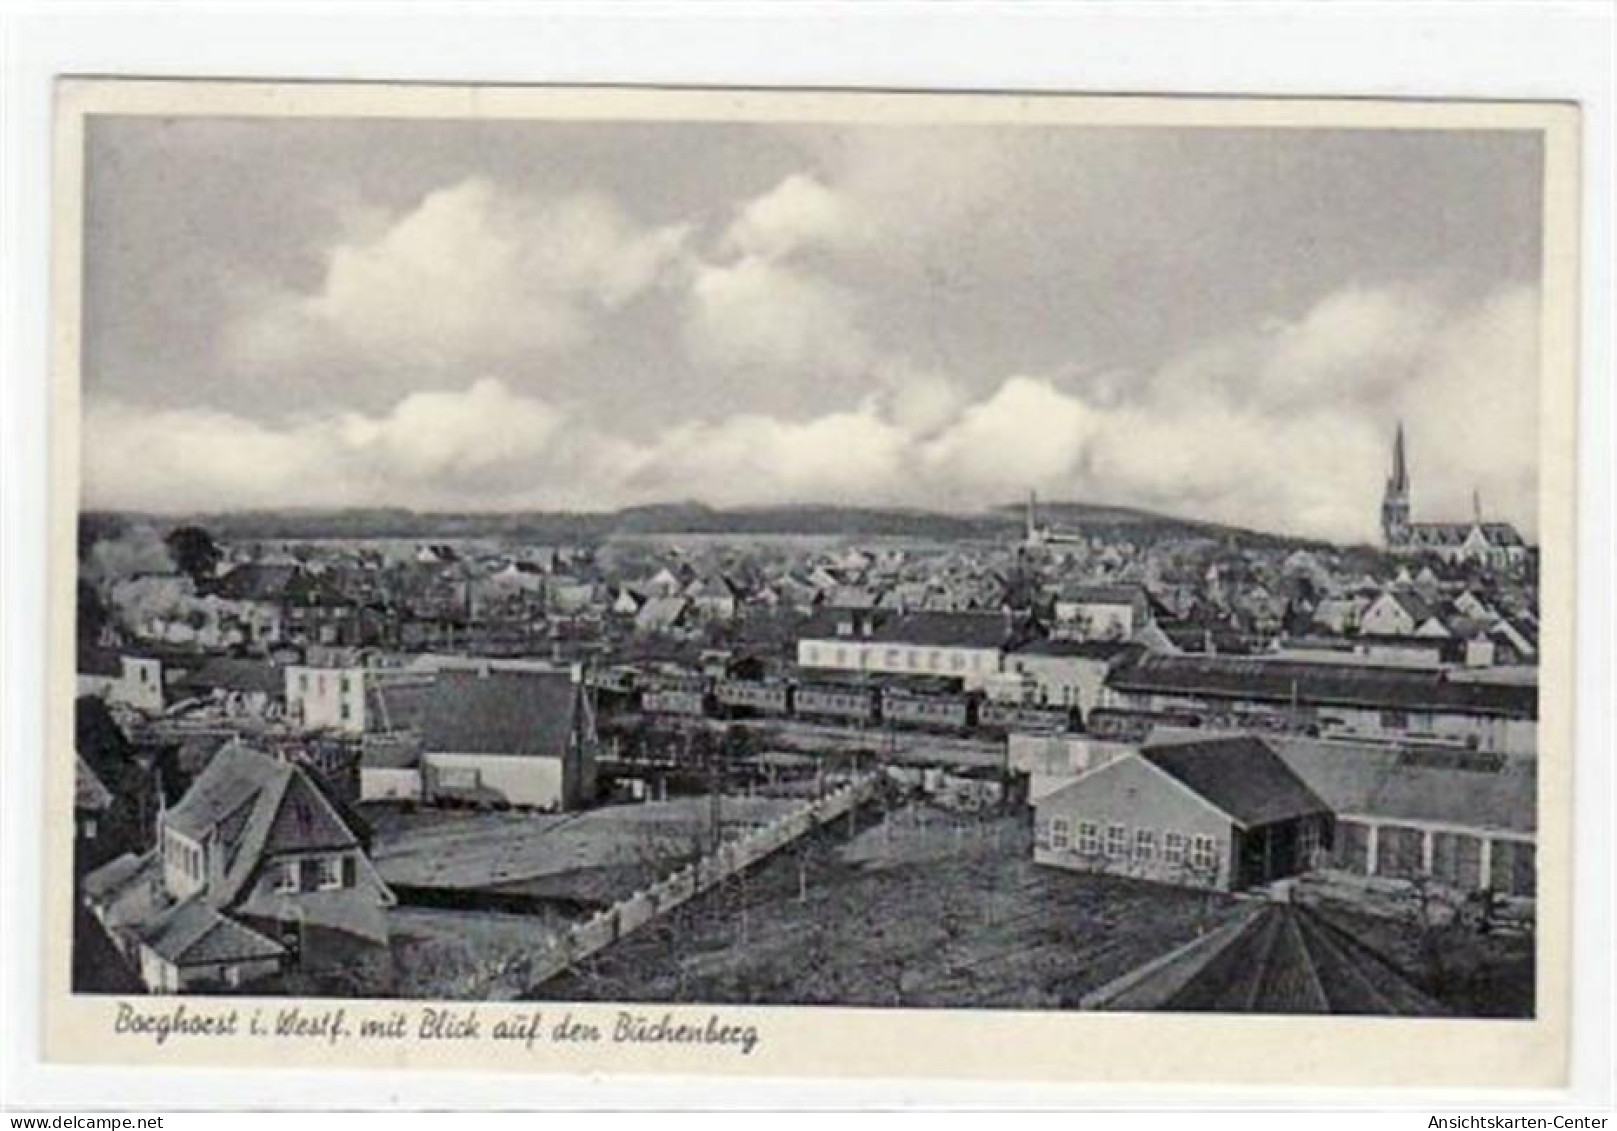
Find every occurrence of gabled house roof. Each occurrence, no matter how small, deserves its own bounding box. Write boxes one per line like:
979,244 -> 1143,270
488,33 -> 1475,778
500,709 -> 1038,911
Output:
211,563 -> 302,602
1374,589 -> 1438,625
164,742 -> 360,906
1141,736 -> 1331,829
634,595 -> 690,632
138,899 -> 285,967
83,850 -> 154,904
421,667 -> 580,759
76,754 -> 115,812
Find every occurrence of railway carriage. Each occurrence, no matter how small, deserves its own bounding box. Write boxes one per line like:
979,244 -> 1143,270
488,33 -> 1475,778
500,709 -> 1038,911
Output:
792,682 -> 880,726
640,680 -> 712,718
713,677 -> 794,719
879,685 -> 976,733
978,701 -> 1076,735
1084,706 -> 1203,742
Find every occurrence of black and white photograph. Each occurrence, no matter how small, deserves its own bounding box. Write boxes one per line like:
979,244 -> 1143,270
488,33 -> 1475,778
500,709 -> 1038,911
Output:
37,77 -> 1584,1089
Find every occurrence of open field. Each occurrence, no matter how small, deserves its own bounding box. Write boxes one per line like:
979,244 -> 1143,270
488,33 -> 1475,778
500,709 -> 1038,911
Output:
535,802 -> 1247,1009
367,796 -> 802,906
388,906 -> 569,999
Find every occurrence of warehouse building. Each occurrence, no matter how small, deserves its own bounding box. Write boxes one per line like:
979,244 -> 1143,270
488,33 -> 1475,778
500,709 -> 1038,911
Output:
1034,736 -> 1334,891
1101,653 -> 1537,755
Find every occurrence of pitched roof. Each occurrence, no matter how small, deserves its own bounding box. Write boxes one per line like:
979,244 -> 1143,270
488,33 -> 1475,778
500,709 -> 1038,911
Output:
1107,653 -> 1536,719
1011,638 -> 1139,661
211,563 -> 302,601
139,899 -> 285,967
164,742 -> 361,905
1265,736 -> 1535,834
421,667 -> 580,758
867,610 -> 1017,650
75,754 -> 115,812
176,657 -> 284,696
1055,583 -> 1148,606
82,850 -> 154,903
1378,589 -> 1437,624
1478,522 -> 1526,547
164,742 -> 290,842
1141,736 -> 1331,828
1152,903 -> 1446,1015
634,595 -> 690,630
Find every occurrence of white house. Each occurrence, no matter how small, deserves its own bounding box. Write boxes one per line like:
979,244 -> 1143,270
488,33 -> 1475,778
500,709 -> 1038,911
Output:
1051,584 -> 1152,642
419,665 -> 598,810
796,610 -> 1017,691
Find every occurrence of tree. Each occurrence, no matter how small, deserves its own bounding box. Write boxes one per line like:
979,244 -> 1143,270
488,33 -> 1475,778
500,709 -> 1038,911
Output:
165,524 -> 221,584
77,579 -> 110,653
75,695 -> 132,775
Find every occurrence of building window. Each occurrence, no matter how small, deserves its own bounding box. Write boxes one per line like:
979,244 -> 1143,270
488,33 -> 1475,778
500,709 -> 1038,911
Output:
298,673 -> 309,694
1164,832 -> 1187,864
317,855 -> 343,890
1192,835 -> 1218,872
340,674 -> 353,694
1299,821 -> 1321,866
1077,822 -> 1100,855
1134,828 -> 1156,861
1050,818 -> 1071,850
340,701 -> 352,722
275,860 -> 300,894
1380,709 -> 1409,731
1106,824 -> 1128,859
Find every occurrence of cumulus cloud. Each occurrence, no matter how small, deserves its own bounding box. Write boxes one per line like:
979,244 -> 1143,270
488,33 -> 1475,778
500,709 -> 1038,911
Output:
86,280 -> 1540,544
720,173 -> 869,261
684,254 -> 867,374
225,177 -> 689,381
1081,282 -> 1541,541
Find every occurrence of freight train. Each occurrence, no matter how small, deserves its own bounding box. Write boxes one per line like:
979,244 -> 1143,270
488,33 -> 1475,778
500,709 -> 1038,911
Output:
614,667 -> 1078,738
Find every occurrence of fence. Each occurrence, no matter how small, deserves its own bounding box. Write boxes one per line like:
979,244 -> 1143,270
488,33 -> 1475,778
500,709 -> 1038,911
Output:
512,774 -> 878,993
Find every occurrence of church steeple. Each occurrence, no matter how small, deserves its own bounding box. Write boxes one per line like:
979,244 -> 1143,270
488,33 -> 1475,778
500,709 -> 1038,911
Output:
1025,488 -> 1045,548
1390,422 -> 1409,494
1382,422 -> 1412,547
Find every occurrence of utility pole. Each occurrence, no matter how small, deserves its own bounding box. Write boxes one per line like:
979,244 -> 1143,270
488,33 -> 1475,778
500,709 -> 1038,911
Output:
703,726 -> 721,854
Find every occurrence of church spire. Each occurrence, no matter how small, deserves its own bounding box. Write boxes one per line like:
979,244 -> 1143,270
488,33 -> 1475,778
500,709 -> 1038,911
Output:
1390,421 -> 1409,493
1381,421 -> 1412,548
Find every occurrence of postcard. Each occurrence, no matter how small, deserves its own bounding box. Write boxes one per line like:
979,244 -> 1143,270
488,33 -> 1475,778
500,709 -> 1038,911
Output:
45,78 -> 1579,1087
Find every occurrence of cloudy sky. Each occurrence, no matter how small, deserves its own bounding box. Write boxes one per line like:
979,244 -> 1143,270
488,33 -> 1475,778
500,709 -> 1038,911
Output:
81,114 -> 1544,542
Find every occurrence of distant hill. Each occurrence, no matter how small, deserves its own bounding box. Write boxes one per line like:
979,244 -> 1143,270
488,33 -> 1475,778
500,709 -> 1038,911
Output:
82,500 -> 1318,549
995,501 -> 1311,548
